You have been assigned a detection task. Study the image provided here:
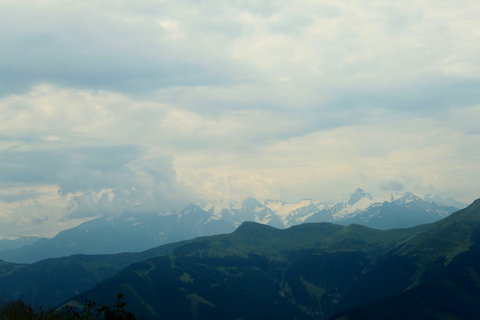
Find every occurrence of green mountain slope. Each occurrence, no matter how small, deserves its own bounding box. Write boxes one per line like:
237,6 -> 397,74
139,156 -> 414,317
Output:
0,240 -> 187,308
66,199 -> 480,320
396,198 -> 480,257
65,223 -> 424,319
331,242 -> 480,320
1,199 -> 478,319
0,259 -> 23,275
332,199 -> 480,320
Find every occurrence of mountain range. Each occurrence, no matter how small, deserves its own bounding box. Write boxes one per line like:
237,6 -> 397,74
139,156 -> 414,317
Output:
0,197 -> 479,319
0,236 -> 39,252
0,189 -> 461,263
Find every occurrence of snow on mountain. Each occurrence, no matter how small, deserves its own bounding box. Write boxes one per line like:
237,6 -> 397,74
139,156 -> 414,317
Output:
305,188 -> 380,223
203,197 -> 283,228
264,199 -> 326,226
336,192 -> 460,229
330,188 -> 377,219
2,188 -> 464,263
413,193 -> 467,208
348,188 -> 373,205
204,197 -> 327,228
203,198 -> 243,220
202,188 -> 462,229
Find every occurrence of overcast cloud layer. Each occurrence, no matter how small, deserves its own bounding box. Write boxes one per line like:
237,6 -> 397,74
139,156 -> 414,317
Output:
1,0 -> 479,236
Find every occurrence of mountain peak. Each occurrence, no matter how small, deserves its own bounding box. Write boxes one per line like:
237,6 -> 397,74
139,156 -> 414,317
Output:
473,198 -> 480,206
179,203 -> 205,214
234,221 -> 279,236
243,197 -> 261,205
444,197 -> 480,223
394,192 -> 422,205
348,188 -> 373,205
241,197 -> 263,211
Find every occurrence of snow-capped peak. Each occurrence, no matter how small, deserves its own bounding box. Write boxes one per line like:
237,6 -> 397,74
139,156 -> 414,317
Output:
197,189 -> 464,230
264,199 -> 326,226
393,192 -> 422,205
202,198 -> 242,220
348,188 -> 373,206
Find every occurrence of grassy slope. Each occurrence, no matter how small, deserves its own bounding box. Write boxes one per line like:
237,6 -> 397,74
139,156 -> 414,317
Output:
68,200 -> 480,320
0,259 -> 23,276
68,222 -> 426,319
332,199 -> 480,320
0,239 -> 189,308
2,199 -> 479,319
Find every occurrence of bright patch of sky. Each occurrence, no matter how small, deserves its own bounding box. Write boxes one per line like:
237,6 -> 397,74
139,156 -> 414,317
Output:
1,0 -> 479,236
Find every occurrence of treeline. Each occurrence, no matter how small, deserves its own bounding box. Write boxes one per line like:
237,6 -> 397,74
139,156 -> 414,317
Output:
0,294 -> 140,320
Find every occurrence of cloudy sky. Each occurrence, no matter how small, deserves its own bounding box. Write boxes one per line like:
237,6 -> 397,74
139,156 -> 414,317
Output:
1,0 -> 479,237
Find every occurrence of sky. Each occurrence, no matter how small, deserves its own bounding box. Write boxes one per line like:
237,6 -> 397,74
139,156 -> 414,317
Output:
1,0 -> 480,237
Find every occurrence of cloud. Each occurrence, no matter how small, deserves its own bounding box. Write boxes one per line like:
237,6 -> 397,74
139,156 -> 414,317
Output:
0,143 -> 193,221
2,82 -> 480,208
55,145 -> 146,194
0,185 -> 73,237
0,189 -> 44,203
326,77 -> 480,116
0,1 -> 480,236
1,0 -> 479,99
177,115 -> 480,203
379,180 -> 404,192
63,152 -> 192,218
0,1 -> 251,96
0,145 -> 142,186
0,84 -> 309,152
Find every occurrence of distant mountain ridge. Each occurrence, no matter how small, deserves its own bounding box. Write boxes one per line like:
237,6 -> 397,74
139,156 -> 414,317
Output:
335,192 -> 456,229
0,206 -> 234,263
0,189 -> 462,263
204,189 -> 459,229
0,236 -> 40,252
0,198 -> 478,319
306,191 -> 457,229
61,198 -> 480,320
